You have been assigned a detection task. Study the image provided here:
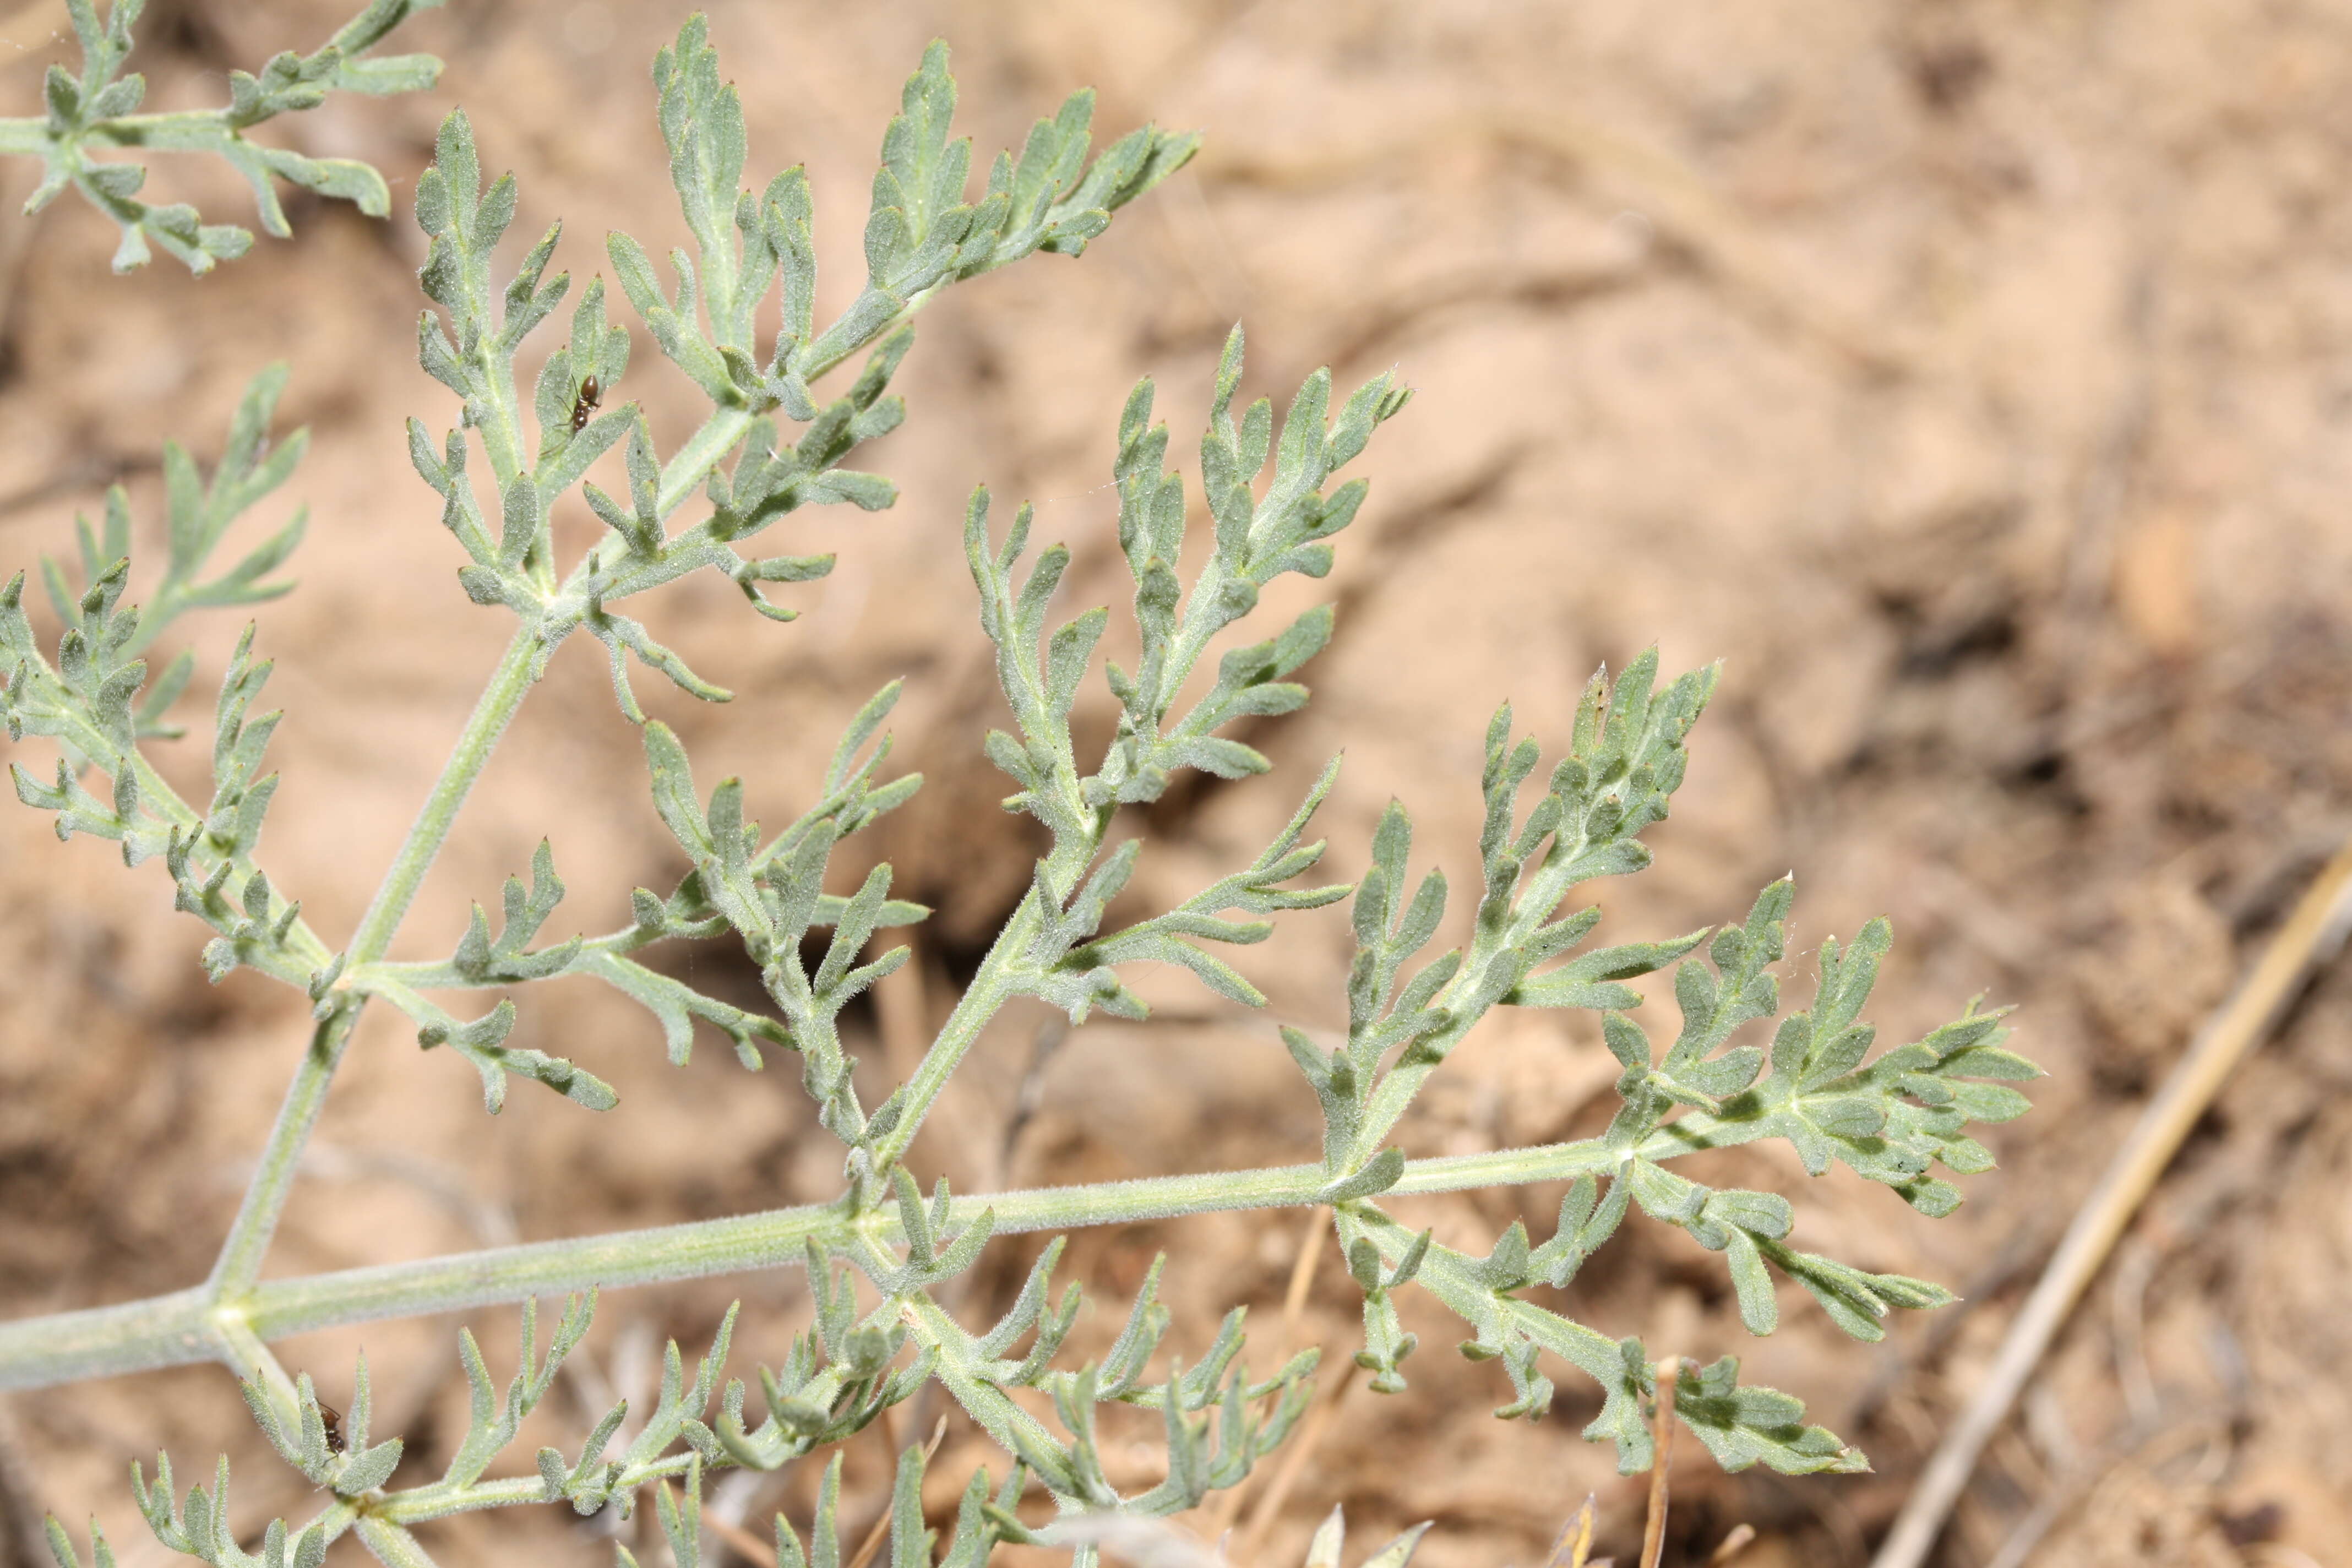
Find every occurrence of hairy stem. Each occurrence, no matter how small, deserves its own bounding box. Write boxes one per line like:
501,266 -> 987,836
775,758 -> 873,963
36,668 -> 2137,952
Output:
897,1281 -> 1077,1500
203,1009 -> 362,1298
866,911 -> 1033,1174
346,629 -> 539,963
353,1516 -> 444,1568
38,691 -> 335,980
209,1273 -> 303,1424
377,1478 -> 556,1525
867,741 -> 1129,1174
0,1136 -> 1638,1391
1351,842 -> 1603,1159
1351,1205 -> 1624,1388
203,328 -> 862,1307
202,629 -> 541,1300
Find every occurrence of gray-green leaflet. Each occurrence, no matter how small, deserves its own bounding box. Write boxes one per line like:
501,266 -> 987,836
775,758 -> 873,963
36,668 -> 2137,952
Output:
1,12 -> 2037,1567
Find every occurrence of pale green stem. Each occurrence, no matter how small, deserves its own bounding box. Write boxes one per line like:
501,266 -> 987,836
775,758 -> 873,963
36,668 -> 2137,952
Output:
347,910 -> 690,990
208,1309 -> 300,1422
859,591 -> 1134,1166
866,914 -> 1031,1174
564,255 -> 949,545
470,360 -> 526,505
1349,1204 -> 1624,1387
800,286 -> 935,384
377,1479 -> 565,1525
307,1499 -> 367,1551
867,793 -> 1123,1174
895,1276 -> 1079,1497
0,1286 -> 209,1388
5,269 -> 1258,1529
655,409 -> 754,518
1351,845 -> 1606,1159
203,1009 -> 360,1298
1351,939 -> 1508,1159
347,630 -> 540,965
1156,557 -> 1242,715
206,629 -> 542,1300
21,252 -> 949,1392
56,112 -> 338,154
1132,401 -> 1349,750
197,345 -> 823,1309
41,689 -> 334,979
353,1516 -> 444,1568
0,1136 -> 1637,1392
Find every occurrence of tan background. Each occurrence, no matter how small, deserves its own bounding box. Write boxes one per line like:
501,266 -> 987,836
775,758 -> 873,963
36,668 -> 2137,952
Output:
3,2 -> 2351,1566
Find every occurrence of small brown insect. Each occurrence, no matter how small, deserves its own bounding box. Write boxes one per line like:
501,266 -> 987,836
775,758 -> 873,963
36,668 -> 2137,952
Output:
570,373 -> 602,433
318,1401 -> 346,1455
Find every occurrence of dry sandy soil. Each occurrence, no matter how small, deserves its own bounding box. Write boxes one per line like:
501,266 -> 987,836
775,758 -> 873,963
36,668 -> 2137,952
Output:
2,2 -> 2350,1566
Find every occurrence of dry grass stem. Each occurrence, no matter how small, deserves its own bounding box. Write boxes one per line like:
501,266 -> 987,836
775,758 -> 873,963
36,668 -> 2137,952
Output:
845,1418 -> 949,1568
1704,1523 -> 1756,1567
1638,1356 -> 1682,1568
1542,1496 -> 1598,1568
1872,829 -> 2352,1568
1278,1208 -> 1333,1354
704,1511 -> 777,1568
1207,1207 -> 1332,1542
1235,1363 -> 1360,1566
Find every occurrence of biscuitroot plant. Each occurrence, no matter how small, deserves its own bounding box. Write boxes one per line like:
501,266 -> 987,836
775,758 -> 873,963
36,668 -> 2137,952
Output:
0,13 -> 2040,1568
0,0 -> 445,274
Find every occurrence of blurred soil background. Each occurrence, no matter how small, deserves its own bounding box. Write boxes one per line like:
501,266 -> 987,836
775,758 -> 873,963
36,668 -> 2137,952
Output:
3,1 -> 2351,1566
